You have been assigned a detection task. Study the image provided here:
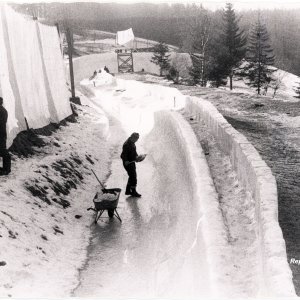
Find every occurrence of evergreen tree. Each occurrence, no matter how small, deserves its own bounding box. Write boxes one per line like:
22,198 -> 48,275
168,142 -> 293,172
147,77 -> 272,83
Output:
189,53 -> 203,85
220,3 -> 247,89
207,48 -> 231,87
243,16 -> 275,95
151,42 -> 170,76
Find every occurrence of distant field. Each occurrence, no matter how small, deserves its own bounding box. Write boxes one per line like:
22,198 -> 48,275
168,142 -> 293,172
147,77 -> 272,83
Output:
65,29 -> 178,56
73,52 -> 159,84
72,52 -> 192,85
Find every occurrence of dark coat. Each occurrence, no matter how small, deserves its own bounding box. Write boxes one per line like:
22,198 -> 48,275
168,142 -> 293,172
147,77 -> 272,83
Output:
120,138 -> 138,163
0,105 -> 8,140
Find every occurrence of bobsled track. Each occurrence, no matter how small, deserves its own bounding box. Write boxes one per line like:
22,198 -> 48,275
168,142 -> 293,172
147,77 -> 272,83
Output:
0,5 -> 296,296
73,70 -> 296,298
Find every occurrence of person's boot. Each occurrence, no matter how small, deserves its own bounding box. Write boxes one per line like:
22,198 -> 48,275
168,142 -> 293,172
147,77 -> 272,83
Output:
0,168 -> 5,176
131,188 -> 141,197
125,185 -> 132,195
3,151 -> 11,175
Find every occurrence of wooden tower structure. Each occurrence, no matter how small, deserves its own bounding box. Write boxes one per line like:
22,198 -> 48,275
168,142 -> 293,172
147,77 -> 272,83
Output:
116,49 -> 134,73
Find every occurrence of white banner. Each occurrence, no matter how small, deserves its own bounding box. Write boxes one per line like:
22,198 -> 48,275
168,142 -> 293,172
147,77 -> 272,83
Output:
116,28 -> 134,45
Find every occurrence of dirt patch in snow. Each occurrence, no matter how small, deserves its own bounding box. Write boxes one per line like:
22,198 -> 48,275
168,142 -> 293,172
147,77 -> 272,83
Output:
9,111 -> 77,158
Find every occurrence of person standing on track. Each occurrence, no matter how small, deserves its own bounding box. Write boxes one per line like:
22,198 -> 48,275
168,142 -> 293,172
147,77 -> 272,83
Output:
121,132 -> 143,197
0,97 -> 11,176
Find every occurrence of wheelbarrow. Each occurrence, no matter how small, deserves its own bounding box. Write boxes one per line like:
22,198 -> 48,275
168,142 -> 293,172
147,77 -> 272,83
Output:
87,170 -> 122,223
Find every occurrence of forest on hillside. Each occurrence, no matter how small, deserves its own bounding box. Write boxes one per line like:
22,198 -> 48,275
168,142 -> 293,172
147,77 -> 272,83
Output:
12,2 -> 300,77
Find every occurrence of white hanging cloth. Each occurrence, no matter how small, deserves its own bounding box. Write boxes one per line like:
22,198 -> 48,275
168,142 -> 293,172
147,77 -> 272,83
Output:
116,28 -> 134,45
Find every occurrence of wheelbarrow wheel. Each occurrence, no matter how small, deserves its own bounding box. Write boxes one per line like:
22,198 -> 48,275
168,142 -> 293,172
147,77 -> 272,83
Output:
108,209 -> 114,218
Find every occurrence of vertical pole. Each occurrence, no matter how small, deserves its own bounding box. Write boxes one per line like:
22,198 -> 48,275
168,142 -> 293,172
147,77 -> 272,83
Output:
55,23 -> 60,36
24,117 -> 30,132
66,28 -> 75,98
55,23 -> 63,55
117,53 -> 120,73
66,28 -> 81,105
131,51 -> 134,73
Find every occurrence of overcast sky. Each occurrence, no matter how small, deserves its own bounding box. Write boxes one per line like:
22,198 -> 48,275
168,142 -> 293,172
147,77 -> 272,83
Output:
12,0 -> 300,11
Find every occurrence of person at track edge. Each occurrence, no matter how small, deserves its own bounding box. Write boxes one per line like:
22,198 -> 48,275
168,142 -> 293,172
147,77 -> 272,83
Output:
120,132 -> 146,197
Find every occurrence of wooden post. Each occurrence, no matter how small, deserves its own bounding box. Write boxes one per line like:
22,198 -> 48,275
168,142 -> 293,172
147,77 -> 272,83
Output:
66,28 -> 81,105
55,23 -> 63,55
131,50 -> 134,73
55,23 -> 60,36
66,28 -> 75,98
24,117 -> 30,132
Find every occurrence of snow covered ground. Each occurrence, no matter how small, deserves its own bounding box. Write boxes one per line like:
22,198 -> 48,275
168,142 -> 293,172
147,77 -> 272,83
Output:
0,63 -> 297,298
0,92 -> 112,298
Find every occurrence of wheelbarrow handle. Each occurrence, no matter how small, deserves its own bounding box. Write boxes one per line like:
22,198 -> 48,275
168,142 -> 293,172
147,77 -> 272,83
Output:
91,169 -> 107,192
87,207 -> 96,212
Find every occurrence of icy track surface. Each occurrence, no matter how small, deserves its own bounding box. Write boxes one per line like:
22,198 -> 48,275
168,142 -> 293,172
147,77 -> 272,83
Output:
74,115 -> 209,299
75,73 -> 261,298
76,76 -> 209,298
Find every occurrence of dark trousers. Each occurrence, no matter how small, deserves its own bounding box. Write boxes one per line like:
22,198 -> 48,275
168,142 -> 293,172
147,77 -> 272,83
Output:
123,162 -> 137,188
0,138 -> 11,173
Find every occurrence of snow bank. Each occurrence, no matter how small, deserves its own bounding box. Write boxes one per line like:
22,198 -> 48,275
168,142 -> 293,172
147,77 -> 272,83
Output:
149,110 -> 228,297
80,68 -> 116,87
83,74 -> 186,136
185,96 -> 296,297
0,103 -> 111,298
0,5 -> 72,147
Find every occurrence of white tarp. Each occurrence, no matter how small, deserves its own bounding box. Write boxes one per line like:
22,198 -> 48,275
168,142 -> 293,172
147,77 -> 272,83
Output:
116,28 -> 134,45
0,5 -> 71,147
0,7 -> 21,147
5,6 -> 51,129
37,22 -> 72,121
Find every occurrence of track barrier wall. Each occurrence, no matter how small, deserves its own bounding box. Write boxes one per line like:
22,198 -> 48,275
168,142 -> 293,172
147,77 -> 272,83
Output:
0,5 -> 72,148
151,110 -> 229,297
185,96 -> 296,297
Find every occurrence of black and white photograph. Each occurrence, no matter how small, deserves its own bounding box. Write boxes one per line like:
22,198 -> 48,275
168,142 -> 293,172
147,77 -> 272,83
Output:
0,0 -> 300,299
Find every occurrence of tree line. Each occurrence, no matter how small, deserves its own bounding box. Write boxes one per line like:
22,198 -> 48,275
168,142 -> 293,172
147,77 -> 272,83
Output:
151,4 -> 278,96
13,2 -> 300,95
14,2 -> 300,78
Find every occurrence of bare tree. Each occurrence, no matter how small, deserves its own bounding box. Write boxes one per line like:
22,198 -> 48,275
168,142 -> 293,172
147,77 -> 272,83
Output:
271,70 -> 287,98
168,53 -> 191,83
183,5 -> 212,86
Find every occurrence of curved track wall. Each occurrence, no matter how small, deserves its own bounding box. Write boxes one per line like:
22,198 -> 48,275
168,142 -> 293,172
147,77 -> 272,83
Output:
185,96 -> 295,297
151,110 -> 228,297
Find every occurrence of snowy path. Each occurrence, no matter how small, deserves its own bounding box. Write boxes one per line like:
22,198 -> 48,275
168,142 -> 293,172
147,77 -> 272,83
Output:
73,114 -> 209,299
